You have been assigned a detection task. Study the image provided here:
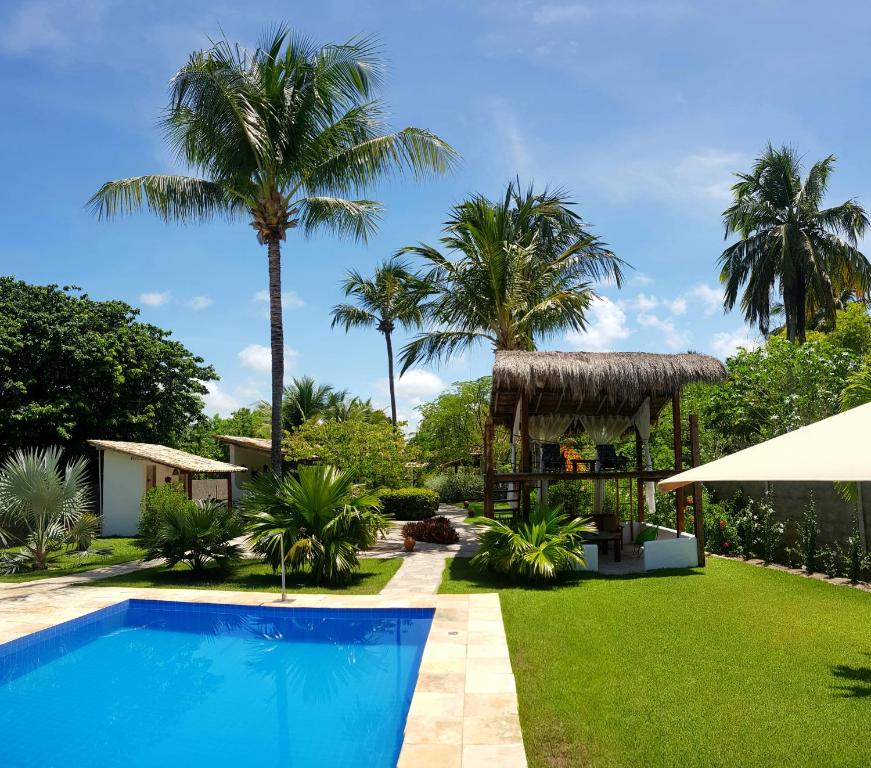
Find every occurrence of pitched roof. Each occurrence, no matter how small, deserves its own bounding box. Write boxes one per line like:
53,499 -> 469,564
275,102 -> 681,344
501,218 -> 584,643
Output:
214,434 -> 273,452
87,440 -> 247,473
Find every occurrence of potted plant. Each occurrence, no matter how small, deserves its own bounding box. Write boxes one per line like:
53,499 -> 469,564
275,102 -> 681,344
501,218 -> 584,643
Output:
404,536 -> 416,552
463,500 -> 469,510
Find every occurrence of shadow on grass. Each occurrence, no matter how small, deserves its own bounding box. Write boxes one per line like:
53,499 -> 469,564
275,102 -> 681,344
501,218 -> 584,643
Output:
443,557 -> 704,592
832,654 -> 871,698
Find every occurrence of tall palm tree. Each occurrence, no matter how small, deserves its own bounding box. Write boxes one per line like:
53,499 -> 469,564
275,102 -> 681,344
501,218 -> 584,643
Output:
398,180 -> 625,369
89,27 -> 456,474
331,258 -> 426,426
719,144 -> 871,343
280,375 -> 339,430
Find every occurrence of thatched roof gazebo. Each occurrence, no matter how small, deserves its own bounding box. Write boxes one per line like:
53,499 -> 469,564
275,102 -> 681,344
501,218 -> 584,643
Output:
483,350 -> 726,568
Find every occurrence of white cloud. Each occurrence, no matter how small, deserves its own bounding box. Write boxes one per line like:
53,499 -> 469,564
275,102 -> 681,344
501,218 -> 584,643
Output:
202,383 -> 240,417
488,98 -> 534,178
139,290 -> 171,307
637,312 -> 689,350
0,0 -> 109,55
186,295 -> 213,310
532,4 -> 593,25
688,283 -> 723,316
566,296 -> 631,351
394,369 -> 446,400
374,369 -> 447,433
668,297 -> 688,315
253,289 -> 305,311
711,328 -> 759,359
237,344 -> 299,374
633,272 -> 654,286
632,293 -> 659,311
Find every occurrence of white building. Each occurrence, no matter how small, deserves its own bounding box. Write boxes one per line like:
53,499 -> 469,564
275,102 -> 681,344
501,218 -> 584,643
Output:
88,440 -> 247,536
214,435 -> 274,503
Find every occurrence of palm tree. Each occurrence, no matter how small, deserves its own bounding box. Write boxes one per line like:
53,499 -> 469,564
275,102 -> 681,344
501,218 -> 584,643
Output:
720,144 -> 871,343
89,27 -> 457,474
0,447 -> 91,572
281,375 -> 339,431
397,180 -> 625,370
331,258 -> 426,426
243,464 -> 387,585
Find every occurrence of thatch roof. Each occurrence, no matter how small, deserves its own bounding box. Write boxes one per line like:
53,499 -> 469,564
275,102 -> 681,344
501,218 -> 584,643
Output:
214,434 -> 273,453
490,350 -> 726,428
88,440 -> 247,473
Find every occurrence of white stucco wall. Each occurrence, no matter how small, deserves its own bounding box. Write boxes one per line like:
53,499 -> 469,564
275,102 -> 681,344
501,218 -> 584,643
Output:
101,450 -> 146,536
227,444 -> 271,501
643,526 -> 699,571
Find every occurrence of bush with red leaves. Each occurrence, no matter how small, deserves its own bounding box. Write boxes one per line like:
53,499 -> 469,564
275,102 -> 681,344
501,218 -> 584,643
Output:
401,516 -> 459,545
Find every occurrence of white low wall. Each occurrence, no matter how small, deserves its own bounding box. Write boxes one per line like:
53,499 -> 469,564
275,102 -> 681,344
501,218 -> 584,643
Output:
643,525 -> 699,570
567,543 -> 599,572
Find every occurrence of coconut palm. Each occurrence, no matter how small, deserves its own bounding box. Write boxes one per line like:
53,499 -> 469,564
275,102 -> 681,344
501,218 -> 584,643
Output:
331,258 -> 427,426
720,145 -> 871,343
398,180 -> 624,370
0,447 -> 91,573
243,464 -> 387,585
281,375 -> 340,431
89,27 -> 457,474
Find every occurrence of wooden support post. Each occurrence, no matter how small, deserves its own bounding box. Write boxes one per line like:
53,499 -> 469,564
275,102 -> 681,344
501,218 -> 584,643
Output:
520,394 -> 531,520
226,474 -> 233,512
635,428 -> 645,523
186,472 -> 193,500
672,392 -> 685,536
689,413 -> 705,567
483,417 -> 495,518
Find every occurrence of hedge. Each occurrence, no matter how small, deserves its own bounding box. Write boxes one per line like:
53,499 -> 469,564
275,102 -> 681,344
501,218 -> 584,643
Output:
379,488 -> 439,520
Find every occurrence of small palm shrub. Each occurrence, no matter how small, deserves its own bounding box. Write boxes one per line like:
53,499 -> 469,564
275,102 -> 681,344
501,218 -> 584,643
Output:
424,472 -> 484,503
378,488 -> 439,520
402,516 -> 459,544
469,504 -> 595,581
145,498 -> 243,573
244,465 -> 389,585
0,447 -> 91,573
66,513 -> 100,551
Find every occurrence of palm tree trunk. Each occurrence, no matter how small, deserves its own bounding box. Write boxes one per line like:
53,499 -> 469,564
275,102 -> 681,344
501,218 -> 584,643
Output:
385,329 -> 398,428
267,236 -> 284,475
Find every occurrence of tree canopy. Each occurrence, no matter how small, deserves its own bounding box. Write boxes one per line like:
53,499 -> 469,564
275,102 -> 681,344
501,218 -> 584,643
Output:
0,278 -> 216,457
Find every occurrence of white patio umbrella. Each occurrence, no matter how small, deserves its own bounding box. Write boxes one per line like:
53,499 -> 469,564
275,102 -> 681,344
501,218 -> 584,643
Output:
659,402 -> 871,549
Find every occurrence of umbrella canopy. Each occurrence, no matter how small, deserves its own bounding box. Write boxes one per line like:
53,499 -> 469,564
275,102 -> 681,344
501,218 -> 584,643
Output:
659,402 -> 871,491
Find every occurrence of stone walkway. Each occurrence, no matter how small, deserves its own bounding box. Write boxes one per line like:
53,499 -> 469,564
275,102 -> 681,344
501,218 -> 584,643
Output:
379,505 -> 479,596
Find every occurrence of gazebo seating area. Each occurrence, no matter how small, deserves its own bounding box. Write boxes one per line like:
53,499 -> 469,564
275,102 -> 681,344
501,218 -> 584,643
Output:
482,350 -> 726,572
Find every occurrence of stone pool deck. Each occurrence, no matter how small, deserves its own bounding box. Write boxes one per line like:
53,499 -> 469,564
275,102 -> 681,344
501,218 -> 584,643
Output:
0,574 -> 525,767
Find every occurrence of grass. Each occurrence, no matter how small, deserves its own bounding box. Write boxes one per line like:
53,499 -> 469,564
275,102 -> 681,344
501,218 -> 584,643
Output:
0,537 -> 146,582
466,501 -> 511,517
441,556 -> 871,768
86,557 -> 402,594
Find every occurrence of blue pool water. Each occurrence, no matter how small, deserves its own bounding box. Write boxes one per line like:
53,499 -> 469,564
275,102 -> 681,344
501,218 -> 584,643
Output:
0,600 -> 433,768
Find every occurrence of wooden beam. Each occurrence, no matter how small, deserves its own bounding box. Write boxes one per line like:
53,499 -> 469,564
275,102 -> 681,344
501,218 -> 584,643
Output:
226,474 -> 233,513
635,428 -> 644,524
483,417 -> 495,518
520,394 -> 531,519
672,392 -> 684,536
689,413 -> 705,566
185,472 -> 193,500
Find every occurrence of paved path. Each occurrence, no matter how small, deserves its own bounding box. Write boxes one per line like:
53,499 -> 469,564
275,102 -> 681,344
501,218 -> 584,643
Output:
379,505 -> 479,596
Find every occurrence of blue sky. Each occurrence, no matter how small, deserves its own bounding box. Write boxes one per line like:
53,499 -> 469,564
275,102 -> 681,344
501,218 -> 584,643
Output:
3,0 -> 870,429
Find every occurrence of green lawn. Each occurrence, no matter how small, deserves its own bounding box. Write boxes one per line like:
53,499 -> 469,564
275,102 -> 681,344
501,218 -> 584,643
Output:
86,557 -> 402,594
0,538 -> 146,582
466,501 -> 511,516
441,557 -> 871,768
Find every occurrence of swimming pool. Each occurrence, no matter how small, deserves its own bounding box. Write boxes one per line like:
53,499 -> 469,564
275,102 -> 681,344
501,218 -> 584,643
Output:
0,599 -> 434,767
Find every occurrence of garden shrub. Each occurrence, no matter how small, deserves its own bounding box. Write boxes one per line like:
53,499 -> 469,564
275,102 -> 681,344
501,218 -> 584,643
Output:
402,516 -> 459,545
378,488 -> 439,520
845,516 -> 867,582
140,483 -> 193,543
424,471 -> 484,503
789,491 -> 818,572
818,544 -> 842,578
547,481 -> 587,516
754,490 -> 783,562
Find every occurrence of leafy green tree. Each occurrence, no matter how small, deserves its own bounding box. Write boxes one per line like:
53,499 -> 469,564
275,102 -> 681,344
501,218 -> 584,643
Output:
331,258 -> 426,426
176,407 -> 267,461
243,464 -> 388,584
412,377 -> 505,468
399,180 -> 624,370
720,145 -> 871,343
0,279 -> 215,456
0,447 -> 91,572
283,418 -> 413,488
89,27 -> 456,474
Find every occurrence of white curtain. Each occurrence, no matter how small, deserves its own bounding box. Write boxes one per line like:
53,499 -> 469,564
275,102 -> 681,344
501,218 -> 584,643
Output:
578,414 -> 630,514
632,398 -> 656,517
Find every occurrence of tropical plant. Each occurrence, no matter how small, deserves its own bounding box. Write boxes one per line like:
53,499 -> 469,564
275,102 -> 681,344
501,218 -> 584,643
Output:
145,498 -> 243,573
332,258 -> 427,426
243,464 -> 388,585
399,180 -> 624,370
401,516 -> 459,545
469,503 -> 595,581
89,27 -> 456,474
66,513 -> 100,552
280,375 -> 341,431
0,448 -> 91,573
720,144 -> 871,343
139,483 -> 194,541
